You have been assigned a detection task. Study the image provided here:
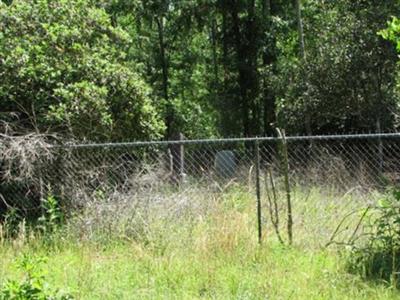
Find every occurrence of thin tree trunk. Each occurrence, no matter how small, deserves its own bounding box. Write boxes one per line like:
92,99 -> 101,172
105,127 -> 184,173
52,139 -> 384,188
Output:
294,0 -> 311,136
156,16 -> 173,138
231,2 -> 250,137
221,4 -> 231,134
295,0 -> 306,61
211,18 -> 219,97
262,0 -> 277,136
247,0 -> 260,136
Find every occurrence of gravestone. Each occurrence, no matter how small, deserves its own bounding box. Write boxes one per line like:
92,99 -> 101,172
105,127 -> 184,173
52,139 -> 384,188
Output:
215,150 -> 236,178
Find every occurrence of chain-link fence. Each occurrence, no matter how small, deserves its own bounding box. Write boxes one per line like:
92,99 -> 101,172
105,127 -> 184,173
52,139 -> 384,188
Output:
1,133 -> 400,245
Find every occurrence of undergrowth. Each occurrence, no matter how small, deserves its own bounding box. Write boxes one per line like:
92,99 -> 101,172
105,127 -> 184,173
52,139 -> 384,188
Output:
347,189 -> 400,288
1,186 -> 399,299
0,254 -> 73,300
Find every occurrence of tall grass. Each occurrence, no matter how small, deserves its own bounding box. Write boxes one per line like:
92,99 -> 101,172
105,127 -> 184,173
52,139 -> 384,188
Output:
1,184 -> 398,299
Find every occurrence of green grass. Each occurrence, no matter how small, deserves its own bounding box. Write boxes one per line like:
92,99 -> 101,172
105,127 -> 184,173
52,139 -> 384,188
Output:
0,185 -> 398,299
1,241 -> 398,299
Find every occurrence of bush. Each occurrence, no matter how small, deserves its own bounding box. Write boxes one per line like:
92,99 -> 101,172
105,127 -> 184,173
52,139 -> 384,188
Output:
347,189 -> 400,287
0,0 -> 164,141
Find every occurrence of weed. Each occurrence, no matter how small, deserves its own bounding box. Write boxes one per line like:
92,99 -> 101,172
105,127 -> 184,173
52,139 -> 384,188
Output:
0,254 -> 73,300
38,193 -> 64,235
3,208 -> 21,239
347,189 -> 400,287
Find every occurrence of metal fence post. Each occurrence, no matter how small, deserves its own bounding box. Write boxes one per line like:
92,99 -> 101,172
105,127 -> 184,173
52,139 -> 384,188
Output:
170,133 -> 185,186
277,129 -> 293,245
255,139 -> 262,244
377,119 -> 384,174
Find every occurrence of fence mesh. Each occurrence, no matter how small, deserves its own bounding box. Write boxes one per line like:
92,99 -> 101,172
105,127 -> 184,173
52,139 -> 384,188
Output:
1,133 -> 400,246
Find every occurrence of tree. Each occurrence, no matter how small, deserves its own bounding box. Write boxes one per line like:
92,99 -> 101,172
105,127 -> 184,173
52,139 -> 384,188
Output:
276,0 -> 399,134
214,0 -> 264,137
106,0 -> 219,139
0,0 -> 164,141
3,0 -> 399,140
381,15 -> 400,128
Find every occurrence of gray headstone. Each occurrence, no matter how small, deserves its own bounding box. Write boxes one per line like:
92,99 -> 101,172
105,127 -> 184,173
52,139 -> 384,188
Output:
215,150 -> 236,178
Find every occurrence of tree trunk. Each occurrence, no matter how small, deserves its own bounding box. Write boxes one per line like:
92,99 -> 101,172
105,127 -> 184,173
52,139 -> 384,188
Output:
295,0 -> 306,61
262,0 -> 277,136
231,0 -> 259,137
294,0 -> 312,136
247,0 -> 260,136
156,16 -> 173,139
211,17 -> 219,99
231,3 -> 250,137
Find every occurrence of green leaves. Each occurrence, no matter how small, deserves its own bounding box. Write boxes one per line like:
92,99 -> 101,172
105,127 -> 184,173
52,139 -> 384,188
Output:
37,193 -> 64,235
277,0 -> 399,134
0,254 -> 73,300
348,188 -> 400,286
2,0 -> 399,139
0,0 -> 164,141
380,17 -> 400,52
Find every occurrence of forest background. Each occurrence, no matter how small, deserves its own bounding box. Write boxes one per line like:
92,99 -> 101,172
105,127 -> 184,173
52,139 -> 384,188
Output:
2,0 -> 400,141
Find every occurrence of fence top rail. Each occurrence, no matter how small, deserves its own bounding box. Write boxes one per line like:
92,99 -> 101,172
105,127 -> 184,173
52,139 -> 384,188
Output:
45,132 -> 400,149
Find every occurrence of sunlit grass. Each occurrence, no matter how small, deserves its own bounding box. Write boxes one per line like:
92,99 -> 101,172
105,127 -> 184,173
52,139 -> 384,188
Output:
0,184 -> 396,299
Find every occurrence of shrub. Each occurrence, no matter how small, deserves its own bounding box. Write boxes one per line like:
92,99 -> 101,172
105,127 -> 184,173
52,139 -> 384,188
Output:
347,189 -> 400,287
0,0 -> 164,141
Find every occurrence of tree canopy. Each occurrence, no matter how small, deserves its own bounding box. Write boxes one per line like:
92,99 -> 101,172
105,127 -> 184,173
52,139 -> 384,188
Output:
1,0 -> 400,140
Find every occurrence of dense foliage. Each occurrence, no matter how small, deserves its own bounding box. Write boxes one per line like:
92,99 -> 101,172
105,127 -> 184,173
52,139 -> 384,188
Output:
347,190 -> 400,286
1,0 -> 400,139
280,0 -> 399,134
0,0 -> 164,141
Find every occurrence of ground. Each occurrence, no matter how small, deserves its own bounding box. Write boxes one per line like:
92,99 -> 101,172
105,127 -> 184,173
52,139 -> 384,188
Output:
0,185 -> 398,299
